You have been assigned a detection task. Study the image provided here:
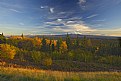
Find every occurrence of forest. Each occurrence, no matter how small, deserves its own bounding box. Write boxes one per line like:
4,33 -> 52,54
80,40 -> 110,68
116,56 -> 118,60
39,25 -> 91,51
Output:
0,33 -> 121,72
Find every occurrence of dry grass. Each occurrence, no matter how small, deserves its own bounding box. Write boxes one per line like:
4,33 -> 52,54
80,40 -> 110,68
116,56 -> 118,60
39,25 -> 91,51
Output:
0,66 -> 121,81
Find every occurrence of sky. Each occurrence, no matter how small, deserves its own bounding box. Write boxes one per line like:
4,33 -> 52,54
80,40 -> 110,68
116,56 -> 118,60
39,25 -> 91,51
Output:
0,0 -> 121,36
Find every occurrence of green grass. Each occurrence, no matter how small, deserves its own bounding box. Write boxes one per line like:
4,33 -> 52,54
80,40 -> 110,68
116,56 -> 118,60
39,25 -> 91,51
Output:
0,66 -> 121,81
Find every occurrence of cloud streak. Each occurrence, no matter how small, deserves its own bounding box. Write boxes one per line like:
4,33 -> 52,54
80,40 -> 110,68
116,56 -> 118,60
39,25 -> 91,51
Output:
9,9 -> 22,13
86,14 -> 98,19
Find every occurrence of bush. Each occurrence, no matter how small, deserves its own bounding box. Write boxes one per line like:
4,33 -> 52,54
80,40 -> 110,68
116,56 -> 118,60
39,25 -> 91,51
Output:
70,49 -> 94,62
0,44 -> 16,59
31,51 -> 43,64
67,51 -> 74,60
42,57 -> 52,67
51,51 -> 61,60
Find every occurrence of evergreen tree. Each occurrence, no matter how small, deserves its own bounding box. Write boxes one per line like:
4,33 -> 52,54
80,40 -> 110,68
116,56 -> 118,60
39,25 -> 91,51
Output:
21,33 -> 24,38
75,34 -> 80,47
118,37 -> 121,48
41,36 -> 47,51
83,36 -> 87,47
57,38 -> 62,52
51,43 -> 55,52
66,33 -> 71,50
0,33 -> 6,44
2,32 -> 3,36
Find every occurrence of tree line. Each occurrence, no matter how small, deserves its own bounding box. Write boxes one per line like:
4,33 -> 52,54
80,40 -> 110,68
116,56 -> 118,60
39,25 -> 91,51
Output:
0,33 -> 121,70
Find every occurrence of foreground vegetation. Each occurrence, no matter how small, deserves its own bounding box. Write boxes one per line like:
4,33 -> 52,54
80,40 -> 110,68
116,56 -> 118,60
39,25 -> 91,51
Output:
0,33 -> 121,72
0,66 -> 121,81
0,33 -> 121,81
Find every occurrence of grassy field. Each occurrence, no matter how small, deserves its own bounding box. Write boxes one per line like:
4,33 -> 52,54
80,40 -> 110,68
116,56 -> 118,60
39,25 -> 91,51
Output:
0,66 -> 121,81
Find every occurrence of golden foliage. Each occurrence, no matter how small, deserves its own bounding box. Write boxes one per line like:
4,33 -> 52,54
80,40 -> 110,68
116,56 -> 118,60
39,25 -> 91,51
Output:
60,41 -> 67,51
0,44 -> 16,59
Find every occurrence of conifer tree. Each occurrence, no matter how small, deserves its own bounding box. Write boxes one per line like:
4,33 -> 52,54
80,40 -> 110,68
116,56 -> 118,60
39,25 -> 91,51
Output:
75,34 -> 80,47
41,36 -> 47,51
83,36 -> 87,47
0,33 -> 6,44
57,38 -> 62,52
118,37 -> 121,47
52,43 -> 55,52
21,33 -> 24,38
2,32 -> 3,36
66,33 -> 71,50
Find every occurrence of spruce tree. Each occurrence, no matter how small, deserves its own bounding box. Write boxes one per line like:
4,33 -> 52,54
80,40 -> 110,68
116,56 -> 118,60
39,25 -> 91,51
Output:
118,37 -> 121,48
57,38 -> 62,52
21,33 -> 24,38
2,32 -> 3,36
75,34 -> 80,47
66,33 -> 71,50
0,33 -> 6,44
41,36 -> 47,51
51,43 -> 55,52
83,36 -> 87,47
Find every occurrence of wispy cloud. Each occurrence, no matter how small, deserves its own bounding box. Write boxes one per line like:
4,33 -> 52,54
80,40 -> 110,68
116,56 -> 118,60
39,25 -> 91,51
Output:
85,28 -> 121,36
19,23 -> 24,26
93,19 -> 106,22
86,14 -> 98,19
50,24 -> 96,34
78,0 -> 87,10
44,17 -> 96,34
40,6 -> 48,9
79,0 -> 86,4
50,8 -> 54,13
9,9 -> 22,13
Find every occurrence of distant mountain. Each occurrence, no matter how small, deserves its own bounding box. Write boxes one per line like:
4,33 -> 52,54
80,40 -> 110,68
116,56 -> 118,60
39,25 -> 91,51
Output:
26,34 -> 119,40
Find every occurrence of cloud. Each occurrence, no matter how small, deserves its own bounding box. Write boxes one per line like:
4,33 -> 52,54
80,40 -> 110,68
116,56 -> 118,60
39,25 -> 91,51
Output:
57,12 -> 66,15
50,8 -> 54,13
88,28 -> 121,36
9,9 -> 22,13
40,6 -> 48,9
44,14 -> 121,36
40,6 -> 44,9
66,24 -> 96,32
44,16 -> 96,34
19,23 -> 24,26
57,19 -> 62,22
50,22 -> 96,34
66,21 -> 75,24
78,0 -> 86,4
93,19 -> 106,22
45,19 -> 65,26
86,14 -> 98,19
78,0 -> 87,10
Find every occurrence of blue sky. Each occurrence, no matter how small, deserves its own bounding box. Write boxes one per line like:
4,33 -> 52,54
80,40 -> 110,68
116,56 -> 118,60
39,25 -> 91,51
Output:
0,0 -> 121,36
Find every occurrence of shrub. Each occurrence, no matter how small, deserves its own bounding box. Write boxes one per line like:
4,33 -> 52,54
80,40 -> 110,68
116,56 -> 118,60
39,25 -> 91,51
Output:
51,51 -> 61,60
42,57 -> 52,67
31,51 -> 43,64
67,51 -> 74,60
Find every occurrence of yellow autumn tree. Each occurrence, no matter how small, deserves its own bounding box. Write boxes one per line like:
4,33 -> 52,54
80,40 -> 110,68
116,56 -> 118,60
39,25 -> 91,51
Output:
0,44 -> 16,59
60,41 -> 67,52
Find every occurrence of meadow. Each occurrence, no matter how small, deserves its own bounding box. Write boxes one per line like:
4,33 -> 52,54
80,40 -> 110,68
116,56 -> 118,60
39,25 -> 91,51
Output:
0,66 -> 121,81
